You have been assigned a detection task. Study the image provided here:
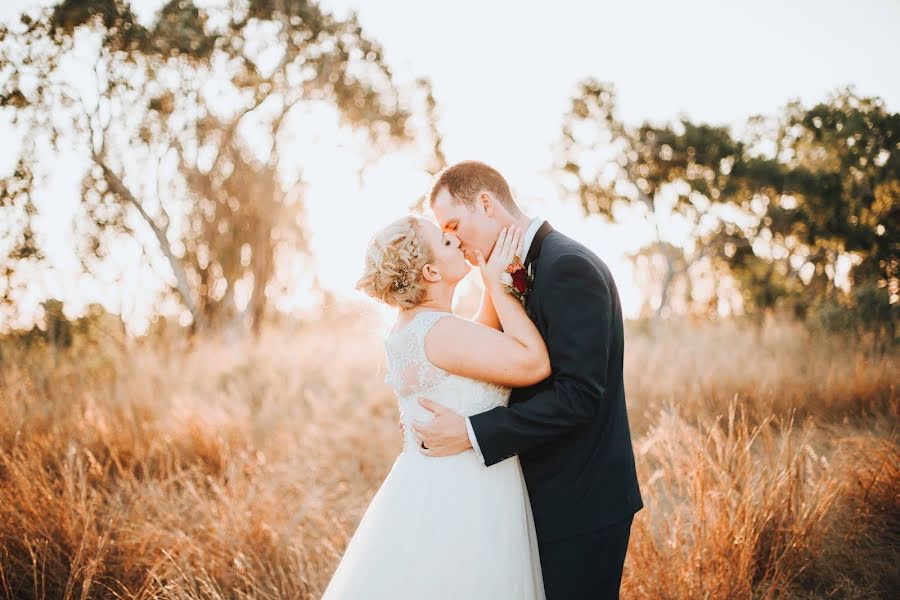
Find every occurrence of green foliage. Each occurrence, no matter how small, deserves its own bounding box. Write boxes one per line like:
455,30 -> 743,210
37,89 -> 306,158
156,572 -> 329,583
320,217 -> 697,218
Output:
809,284 -> 896,349
557,81 -> 898,329
852,282 -> 895,331
776,90 -> 899,294
558,79 -> 784,317
812,299 -> 857,335
843,282 -> 897,347
0,299 -> 126,357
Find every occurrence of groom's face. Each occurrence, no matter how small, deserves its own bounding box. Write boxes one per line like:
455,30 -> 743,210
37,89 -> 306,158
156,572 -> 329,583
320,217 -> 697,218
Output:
431,187 -> 500,265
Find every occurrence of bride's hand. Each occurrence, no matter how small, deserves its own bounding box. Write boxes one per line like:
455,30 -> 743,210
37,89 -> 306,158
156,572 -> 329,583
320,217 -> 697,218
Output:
474,226 -> 525,291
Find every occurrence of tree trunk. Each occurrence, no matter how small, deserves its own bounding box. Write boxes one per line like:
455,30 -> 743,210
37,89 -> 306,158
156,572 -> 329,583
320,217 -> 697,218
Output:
654,256 -> 677,322
97,159 -> 206,331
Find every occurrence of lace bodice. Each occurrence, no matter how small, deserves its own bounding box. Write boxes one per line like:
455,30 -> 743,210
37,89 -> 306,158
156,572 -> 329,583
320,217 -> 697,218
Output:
384,310 -> 511,452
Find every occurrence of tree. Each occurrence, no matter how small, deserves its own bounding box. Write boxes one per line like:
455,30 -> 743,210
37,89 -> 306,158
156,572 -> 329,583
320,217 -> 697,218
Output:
556,79 -> 766,318
556,81 -> 897,325
774,88 -> 898,305
1,0 -> 420,334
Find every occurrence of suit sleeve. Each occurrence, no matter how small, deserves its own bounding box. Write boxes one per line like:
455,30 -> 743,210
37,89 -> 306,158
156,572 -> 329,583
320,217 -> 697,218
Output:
469,253 -> 612,467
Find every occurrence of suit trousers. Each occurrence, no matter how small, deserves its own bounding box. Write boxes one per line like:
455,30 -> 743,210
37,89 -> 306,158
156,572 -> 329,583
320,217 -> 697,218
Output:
537,514 -> 634,600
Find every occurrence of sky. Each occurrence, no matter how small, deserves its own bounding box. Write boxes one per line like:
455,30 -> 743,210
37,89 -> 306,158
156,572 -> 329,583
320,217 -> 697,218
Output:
1,0 -> 898,332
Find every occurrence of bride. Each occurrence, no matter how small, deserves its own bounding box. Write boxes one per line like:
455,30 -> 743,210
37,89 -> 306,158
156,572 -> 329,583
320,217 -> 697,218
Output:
321,217 -> 547,599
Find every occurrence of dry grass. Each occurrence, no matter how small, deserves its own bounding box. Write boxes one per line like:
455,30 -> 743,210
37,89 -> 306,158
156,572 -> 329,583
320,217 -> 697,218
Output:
624,317 -> 898,434
0,312 -> 896,599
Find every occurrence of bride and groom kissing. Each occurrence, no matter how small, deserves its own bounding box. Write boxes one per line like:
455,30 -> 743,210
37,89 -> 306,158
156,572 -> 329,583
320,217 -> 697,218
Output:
322,161 -> 643,599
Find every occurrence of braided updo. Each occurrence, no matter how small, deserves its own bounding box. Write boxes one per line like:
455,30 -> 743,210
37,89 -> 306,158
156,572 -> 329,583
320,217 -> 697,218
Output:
355,216 -> 434,308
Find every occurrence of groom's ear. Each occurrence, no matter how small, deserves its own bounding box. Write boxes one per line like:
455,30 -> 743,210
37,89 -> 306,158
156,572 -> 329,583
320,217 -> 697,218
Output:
479,192 -> 495,217
421,263 -> 441,283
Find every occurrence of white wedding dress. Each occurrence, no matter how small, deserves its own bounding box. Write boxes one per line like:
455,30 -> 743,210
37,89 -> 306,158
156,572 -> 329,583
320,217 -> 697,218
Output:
321,310 -> 545,599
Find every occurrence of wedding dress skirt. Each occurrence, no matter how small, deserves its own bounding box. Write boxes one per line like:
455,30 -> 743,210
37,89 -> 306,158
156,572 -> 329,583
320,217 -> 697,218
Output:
321,311 -> 545,600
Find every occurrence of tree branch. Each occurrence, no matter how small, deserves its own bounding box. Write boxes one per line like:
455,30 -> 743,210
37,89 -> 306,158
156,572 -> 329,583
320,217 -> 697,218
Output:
94,155 -> 205,330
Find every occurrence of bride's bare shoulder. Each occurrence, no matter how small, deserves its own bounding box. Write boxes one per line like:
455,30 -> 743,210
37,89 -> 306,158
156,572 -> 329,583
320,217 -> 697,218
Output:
428,313 -> 491,336
424,315 -> 501,356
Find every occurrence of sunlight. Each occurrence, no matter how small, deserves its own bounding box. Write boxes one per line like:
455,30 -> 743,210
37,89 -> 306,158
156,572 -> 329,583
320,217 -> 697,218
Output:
0,2 -> 897,598
1,0 -> 898,332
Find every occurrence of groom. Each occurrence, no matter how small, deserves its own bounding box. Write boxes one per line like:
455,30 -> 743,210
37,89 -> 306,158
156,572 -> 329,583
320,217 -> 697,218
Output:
411,161 -> 643,599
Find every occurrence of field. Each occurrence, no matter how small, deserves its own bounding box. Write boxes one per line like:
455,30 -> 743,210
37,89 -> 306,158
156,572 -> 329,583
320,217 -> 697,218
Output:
0,311 -> 897,599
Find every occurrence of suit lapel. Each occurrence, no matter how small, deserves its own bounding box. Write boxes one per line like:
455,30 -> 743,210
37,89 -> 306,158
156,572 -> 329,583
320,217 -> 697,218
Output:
515,221 -> 553,401
523,221 -> 553,331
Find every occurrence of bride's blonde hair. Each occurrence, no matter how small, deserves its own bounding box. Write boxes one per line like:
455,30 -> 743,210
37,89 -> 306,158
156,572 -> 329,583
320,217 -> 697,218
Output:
356,216 -> 433,308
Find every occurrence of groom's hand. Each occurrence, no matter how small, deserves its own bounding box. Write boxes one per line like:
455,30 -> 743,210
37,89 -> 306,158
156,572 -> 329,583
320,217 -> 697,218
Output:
411,398 -> 472,457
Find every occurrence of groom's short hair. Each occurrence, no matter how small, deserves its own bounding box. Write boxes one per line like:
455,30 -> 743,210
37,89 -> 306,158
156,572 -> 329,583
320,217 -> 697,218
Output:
429,161 -> 522,215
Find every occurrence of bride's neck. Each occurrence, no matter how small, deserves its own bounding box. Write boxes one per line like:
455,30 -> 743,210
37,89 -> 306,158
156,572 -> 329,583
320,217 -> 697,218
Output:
410,283 -> 456,314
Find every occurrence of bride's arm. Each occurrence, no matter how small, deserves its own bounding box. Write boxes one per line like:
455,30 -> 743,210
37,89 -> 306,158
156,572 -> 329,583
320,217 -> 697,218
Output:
425,315 -> 549,387
471,284 -> 501,331
425,227 -> 549,387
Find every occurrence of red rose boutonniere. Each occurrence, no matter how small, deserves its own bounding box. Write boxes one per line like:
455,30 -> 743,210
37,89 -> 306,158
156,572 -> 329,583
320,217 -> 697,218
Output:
500,260 -> 534,305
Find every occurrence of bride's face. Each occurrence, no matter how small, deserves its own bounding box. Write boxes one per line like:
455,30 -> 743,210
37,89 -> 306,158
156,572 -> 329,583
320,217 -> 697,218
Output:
431,186 -> 500,266
419,219 -> 470,285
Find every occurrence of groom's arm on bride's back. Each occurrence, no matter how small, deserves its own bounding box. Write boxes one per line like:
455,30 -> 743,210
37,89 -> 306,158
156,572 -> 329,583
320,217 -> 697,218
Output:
469,253 -> 613,466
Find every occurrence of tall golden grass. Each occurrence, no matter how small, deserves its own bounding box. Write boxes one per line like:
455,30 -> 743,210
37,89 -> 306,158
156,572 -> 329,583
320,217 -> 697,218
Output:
0,311 -> 896,599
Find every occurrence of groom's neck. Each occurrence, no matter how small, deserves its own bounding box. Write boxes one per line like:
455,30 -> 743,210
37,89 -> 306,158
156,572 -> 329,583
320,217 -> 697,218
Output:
514,214 -> 534,230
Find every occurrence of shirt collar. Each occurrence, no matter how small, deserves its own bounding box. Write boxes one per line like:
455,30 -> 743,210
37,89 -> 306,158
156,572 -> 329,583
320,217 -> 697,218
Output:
521,216 -> 544,261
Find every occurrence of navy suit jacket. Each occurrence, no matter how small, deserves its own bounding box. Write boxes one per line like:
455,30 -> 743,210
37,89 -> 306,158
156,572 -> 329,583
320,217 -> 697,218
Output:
469,222 -> 643,543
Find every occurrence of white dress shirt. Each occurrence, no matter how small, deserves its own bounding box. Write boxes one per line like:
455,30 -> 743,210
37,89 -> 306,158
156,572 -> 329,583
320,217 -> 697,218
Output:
465,216 -> 544,464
